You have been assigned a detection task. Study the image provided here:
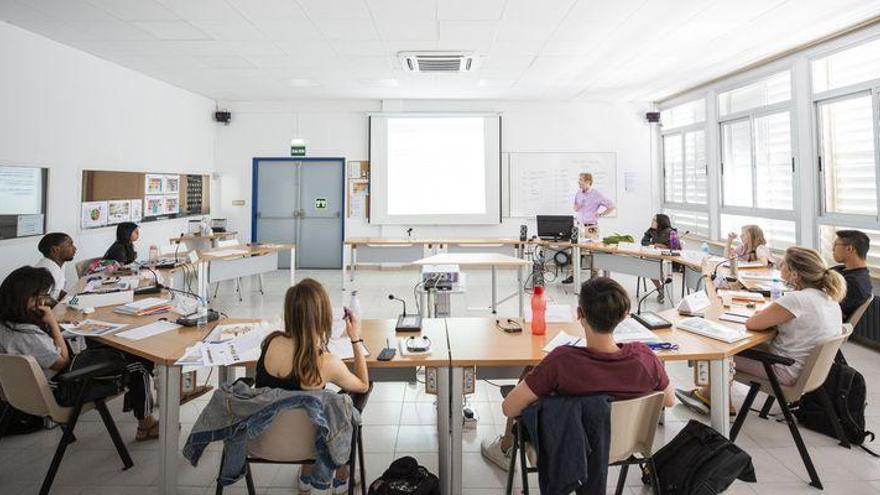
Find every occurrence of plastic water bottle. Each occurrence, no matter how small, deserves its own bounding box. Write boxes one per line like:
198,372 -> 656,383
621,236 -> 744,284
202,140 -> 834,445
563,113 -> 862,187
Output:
530,285 -> 547,335
349,290 -> 361,318
148,245 -> 159,267
669,229 -> 680,250
700,242 -> 710,254
770,277 -> 784,301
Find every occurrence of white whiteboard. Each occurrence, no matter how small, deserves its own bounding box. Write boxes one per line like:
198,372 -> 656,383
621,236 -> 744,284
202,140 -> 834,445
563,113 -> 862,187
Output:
508,152 -> 617,218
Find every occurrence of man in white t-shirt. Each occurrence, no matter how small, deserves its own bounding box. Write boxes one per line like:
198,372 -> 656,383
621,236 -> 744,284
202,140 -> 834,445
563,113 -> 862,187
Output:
33,232 -> 77,301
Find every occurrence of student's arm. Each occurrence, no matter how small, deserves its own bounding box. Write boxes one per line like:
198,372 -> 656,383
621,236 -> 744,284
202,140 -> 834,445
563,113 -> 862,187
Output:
597,192 -> 615,217
40,305 -> 70,371
745,302 -> 795,331
325,312 -> 369,394
723,232 -> 736,259
501,381 -> 539,418
755,245 -> 771,266
663,383 -> 675,408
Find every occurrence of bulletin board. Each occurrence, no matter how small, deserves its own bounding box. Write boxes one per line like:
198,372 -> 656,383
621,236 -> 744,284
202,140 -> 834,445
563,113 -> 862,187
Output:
0,165 -> 48,240
80,170 -> 210,230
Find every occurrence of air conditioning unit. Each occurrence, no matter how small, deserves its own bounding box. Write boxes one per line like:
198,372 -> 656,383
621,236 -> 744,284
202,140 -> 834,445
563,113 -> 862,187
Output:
399,51 -> 476,73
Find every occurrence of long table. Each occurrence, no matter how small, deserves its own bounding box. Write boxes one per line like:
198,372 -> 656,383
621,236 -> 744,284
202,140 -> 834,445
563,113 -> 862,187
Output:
196,243 -> 296,301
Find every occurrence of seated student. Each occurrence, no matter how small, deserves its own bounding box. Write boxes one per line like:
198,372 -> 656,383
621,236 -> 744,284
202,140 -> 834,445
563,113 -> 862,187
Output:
34,232 -> 77,302
481,277 -> 675,470
724,224 -> 772,266
256,278 -> 369,494
831,230 -> 873,322
676,247 -> 845,414
0,266 -> 160,440
641,213 -> 677,302
104,222 -> 139,265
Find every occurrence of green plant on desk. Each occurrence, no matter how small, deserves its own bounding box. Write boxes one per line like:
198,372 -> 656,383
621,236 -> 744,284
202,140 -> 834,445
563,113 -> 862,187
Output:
602,233 -> 635,245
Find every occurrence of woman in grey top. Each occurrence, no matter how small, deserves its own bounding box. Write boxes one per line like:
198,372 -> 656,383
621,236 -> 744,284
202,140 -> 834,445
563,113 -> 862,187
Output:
0,266 -> 160,441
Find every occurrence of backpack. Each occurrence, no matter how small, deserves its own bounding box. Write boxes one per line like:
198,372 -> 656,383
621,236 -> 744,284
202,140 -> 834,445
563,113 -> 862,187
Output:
367,456 -> 440,495
0,402 -> 45,436
52,348 -> 129,407
644,419 -> 756,494
794,361 -> 877,454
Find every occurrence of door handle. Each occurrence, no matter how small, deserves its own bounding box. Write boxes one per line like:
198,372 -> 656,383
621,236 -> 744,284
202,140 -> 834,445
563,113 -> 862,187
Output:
335,211 -> 340,218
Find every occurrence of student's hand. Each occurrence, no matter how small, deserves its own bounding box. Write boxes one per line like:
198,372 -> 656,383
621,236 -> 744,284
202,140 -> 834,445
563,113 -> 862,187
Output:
38,305 -> 58,326
345,312 -> 363,342
727,232 -> 737,242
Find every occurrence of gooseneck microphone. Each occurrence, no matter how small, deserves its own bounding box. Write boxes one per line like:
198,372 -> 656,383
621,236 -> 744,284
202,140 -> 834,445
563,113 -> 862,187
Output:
173,233 -> 185,264
710,255 -> 741,282
388,293 -> 408,316
636,277 -> 673,315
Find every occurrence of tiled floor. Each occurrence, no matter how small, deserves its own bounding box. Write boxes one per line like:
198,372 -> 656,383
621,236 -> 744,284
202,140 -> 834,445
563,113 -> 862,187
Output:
2,268 -> 879,494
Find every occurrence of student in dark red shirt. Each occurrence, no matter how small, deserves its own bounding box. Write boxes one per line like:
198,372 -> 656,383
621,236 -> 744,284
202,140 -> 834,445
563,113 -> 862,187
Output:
481,277 -> 675,470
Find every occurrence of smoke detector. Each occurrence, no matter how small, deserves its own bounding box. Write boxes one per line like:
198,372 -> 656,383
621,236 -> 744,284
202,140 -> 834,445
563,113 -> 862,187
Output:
399,51 -> 476,73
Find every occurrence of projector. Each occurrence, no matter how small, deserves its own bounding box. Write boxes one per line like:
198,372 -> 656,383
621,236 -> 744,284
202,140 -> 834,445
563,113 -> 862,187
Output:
421,264 -> 460,290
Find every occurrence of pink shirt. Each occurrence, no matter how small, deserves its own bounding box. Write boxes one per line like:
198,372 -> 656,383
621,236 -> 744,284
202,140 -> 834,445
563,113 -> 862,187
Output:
574,188 -> 614,225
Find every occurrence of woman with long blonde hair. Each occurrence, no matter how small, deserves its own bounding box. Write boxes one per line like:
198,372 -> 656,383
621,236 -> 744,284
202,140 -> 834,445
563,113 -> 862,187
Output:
676,247 -> 846,413
255,278 -> 369,494
724,224 -> 772,265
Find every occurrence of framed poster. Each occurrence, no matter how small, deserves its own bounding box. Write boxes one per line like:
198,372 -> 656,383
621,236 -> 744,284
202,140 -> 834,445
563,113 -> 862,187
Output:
164,175 -> 180,194
145,195 -> 163,217
164,195 -> 179,215
145,174 -> 164,195
107,200 -> 131,224
130,199 -> 142,222
81,201 -> 108,229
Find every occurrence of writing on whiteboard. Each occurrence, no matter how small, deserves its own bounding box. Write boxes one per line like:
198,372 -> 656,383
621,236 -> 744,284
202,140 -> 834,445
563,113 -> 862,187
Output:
508,153 -> 616,218
0,166 -> 43,215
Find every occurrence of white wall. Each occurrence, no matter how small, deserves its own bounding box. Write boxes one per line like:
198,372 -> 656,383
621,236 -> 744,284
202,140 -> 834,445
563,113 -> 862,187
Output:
0,21 -> 216,281
215,99 -> 656,247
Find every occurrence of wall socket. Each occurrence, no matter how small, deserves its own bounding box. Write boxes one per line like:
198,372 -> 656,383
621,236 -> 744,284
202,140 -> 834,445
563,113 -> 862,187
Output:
425,367 -> 438,395
463,366 -> 475,394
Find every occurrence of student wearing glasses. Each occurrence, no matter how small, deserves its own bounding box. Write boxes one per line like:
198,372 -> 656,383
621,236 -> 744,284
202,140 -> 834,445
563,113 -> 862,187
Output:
830,229 -> 873,322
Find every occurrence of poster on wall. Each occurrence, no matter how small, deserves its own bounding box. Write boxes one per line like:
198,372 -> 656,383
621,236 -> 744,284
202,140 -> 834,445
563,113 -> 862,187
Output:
130,199 -> 142,222
145,195 -> 163,217
164,175 -> 180,194
107,200 -> 131,224
145,174 -> 164,195
81,201 -> 108,229
164,195 -> 179,215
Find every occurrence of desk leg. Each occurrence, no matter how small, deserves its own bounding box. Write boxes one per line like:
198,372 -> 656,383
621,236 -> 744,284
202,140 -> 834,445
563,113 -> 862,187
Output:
517,265 -> 524,320
437,366 -> 452,495
450,367 -> 464,495
218,366 -> 231,386
573,245 -> 581,294
157,364 -> 181,495
710,358 -> 731,437
289,248 -> 296,286
197,262 -> 207,302
491,266 -> 497,314
419,291 -> 427,318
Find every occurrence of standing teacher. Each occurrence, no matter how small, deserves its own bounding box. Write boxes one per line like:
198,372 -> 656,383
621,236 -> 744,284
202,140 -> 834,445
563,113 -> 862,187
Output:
564,173 -> 615,284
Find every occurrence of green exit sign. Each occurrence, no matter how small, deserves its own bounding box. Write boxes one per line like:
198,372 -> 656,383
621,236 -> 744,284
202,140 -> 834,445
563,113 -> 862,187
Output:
290,144 -> 306,156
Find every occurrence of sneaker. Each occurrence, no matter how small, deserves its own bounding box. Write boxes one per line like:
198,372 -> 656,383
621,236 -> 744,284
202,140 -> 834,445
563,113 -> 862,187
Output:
675,388 -> 710,415
562,276 -> 574,284
332,477 -> 350,494
481,435 -> 511,471
297,474 -> 312,493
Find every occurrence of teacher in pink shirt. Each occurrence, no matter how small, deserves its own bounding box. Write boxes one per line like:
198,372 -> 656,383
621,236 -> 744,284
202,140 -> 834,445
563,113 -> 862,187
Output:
574,173 -> 615,226
564,173 -> 615,284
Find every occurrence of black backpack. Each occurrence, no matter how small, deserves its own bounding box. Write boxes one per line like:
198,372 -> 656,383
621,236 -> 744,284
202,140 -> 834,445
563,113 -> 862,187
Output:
367,456 -> 440,495
0,402 -> 45,437
645,419 -> 756,494
795,361 -> 877,453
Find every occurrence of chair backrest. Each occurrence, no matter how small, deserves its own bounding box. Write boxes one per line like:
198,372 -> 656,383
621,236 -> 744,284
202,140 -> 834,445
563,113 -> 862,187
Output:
0,354 -> 65,420
794,325 -> 853,396
216,238 -> 240,248
75,257 -> 100,277
246,408 -> 317,461
847,295 -> 875,329
608,391 -> 666,464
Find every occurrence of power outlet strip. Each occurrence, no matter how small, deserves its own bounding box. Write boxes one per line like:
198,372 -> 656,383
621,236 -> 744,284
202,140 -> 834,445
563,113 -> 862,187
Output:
425,367 -> 438,395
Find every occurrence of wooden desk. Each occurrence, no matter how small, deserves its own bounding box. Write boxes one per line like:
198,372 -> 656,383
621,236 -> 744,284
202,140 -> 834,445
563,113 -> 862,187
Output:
171,231 -> 239,251
413,253 -> 530,318
196,243 -> 296,301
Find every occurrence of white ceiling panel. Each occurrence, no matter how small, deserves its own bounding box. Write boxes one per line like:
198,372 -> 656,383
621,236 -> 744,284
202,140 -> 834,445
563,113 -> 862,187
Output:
132,21 -> 210,41
3,0 -> 880,101
437,0 -> 505,21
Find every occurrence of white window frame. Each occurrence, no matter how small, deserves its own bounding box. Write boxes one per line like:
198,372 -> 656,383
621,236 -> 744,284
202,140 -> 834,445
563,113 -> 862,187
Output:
659,97 -> 709,220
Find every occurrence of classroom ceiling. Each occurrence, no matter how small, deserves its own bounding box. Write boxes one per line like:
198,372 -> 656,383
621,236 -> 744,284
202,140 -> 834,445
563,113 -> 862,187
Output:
2,0 -> 880,102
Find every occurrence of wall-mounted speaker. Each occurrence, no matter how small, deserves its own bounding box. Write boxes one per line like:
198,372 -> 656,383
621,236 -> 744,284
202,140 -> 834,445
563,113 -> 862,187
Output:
214,111 -> 231,125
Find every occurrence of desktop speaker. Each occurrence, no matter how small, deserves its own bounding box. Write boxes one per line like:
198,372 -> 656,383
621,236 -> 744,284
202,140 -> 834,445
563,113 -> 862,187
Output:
645,112 -> 661,123
520,225 -> 528,242
570,226 -> 579,244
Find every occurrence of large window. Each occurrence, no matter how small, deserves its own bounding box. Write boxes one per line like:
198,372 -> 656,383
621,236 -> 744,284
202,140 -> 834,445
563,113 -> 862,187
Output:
661,99 -> 707,206
719,71 -> 791,116
813,37 -> 880,93
819,225 -> 880,274
721,214 -> 797,250
664,208 -> 710,239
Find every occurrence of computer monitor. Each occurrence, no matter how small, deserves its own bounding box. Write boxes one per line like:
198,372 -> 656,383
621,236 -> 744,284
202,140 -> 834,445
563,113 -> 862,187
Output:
536,215 -> 574,240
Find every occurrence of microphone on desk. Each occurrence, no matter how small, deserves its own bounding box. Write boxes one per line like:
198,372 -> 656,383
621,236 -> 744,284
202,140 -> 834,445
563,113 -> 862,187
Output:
388,293 -> 408,316
710,255 -> 741,282
389,294 -> 422,331
173,233 -> 185,265
636,277 -> 673,315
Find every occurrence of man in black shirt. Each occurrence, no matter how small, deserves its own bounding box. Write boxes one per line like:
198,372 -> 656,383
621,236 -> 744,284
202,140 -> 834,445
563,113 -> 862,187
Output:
831,230 -> 873,322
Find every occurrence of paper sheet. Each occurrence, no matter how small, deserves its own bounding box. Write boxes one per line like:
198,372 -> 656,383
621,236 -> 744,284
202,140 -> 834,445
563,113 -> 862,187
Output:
542,332 -> 585,353
328,337 -> 371,360
524,303 -> 573,323
613,318 -> 662,344
60,319 -> 128,337
117,320 -> 180,340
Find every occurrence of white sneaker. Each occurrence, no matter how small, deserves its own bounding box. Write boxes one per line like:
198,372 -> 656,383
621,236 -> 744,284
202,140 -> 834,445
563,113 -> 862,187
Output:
480,435 -> 511,471
297,474 -> 312,494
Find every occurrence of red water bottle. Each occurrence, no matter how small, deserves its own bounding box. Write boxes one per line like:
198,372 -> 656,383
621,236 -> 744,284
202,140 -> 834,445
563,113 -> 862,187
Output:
531,285 -> 547,335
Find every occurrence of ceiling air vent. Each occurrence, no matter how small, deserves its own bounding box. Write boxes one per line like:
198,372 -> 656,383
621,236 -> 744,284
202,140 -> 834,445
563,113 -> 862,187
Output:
399,51 -> 476,73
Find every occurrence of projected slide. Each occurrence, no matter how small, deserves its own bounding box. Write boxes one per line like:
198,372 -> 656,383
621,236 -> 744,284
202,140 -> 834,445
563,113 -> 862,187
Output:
370,114 -> 501,224
0,166 -> 43,215
387,117 -> 485,215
